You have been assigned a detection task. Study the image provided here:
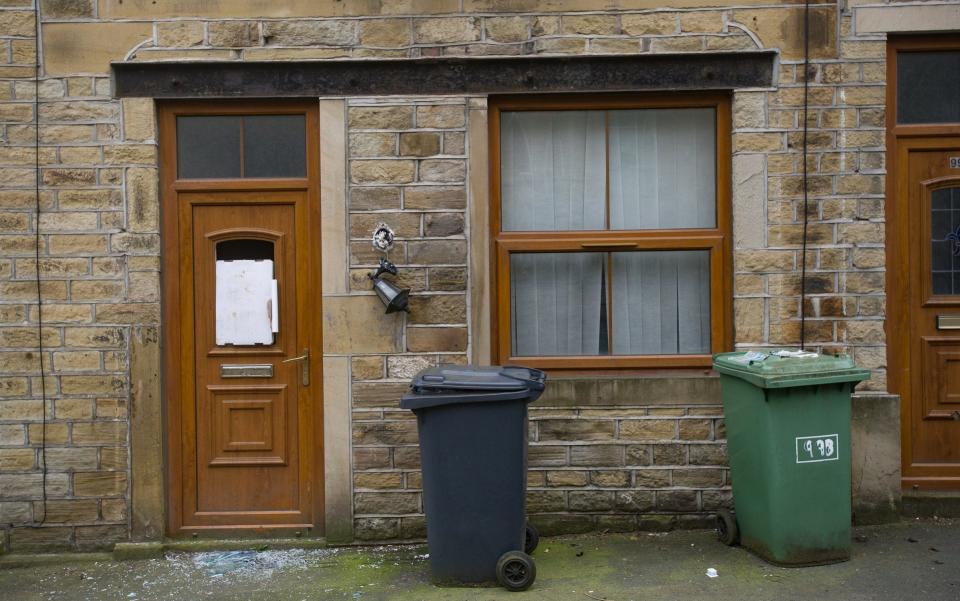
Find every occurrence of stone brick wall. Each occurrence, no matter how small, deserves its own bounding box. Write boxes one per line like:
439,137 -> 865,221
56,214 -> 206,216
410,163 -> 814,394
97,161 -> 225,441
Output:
346,97 -> 470,540
730,9 -> 888,391
0,0 -> 897,551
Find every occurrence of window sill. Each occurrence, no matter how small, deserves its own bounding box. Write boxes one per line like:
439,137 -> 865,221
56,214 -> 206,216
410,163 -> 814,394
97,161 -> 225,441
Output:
536,372 -> 721,407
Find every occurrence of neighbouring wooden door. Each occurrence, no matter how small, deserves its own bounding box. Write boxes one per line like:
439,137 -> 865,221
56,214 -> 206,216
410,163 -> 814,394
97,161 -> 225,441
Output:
160,102 -> 323,534
888,37 -> 960,490
894,141 -> 960,489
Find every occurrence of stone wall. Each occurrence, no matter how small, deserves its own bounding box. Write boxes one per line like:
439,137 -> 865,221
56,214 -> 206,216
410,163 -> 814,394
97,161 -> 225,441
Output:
0,0 -> 897,551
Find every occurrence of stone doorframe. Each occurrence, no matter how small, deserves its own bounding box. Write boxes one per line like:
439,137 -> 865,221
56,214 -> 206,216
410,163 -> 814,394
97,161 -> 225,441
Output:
127,98 -> 354,543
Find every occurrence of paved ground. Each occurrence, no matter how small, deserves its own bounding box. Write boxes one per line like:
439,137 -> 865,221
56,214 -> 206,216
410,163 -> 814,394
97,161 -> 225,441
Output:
1,518 -> 958,601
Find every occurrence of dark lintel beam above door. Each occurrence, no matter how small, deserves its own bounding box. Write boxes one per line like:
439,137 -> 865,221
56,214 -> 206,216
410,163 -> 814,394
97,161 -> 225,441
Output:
112,52 -> 777,98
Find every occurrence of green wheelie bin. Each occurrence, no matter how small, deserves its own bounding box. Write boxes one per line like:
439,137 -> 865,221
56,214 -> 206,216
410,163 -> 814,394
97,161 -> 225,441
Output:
712,351 -> 870,566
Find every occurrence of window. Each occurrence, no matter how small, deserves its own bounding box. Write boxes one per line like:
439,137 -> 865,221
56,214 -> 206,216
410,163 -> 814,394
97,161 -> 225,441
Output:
896,50 -> 960,124
491,94 -> 732,370
176,114 -> 307,179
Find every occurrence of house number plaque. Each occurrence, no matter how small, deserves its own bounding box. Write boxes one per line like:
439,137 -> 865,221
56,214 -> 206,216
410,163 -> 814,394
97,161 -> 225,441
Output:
950,157 -> 960,169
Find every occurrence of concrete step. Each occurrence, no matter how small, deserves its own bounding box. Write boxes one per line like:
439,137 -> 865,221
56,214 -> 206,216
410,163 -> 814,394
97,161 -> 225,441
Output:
902,491 -> 960,518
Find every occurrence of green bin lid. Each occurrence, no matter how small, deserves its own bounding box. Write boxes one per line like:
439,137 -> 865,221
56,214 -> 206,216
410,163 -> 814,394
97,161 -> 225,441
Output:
713,350 -> 871,389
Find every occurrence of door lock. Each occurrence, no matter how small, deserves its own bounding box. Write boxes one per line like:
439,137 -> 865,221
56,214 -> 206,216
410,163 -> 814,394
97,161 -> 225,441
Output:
282,348 -> 310,387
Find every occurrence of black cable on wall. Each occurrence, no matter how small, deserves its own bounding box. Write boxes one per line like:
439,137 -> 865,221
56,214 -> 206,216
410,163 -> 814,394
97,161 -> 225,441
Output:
31,0 -> 49,527
799,0 -> 812,350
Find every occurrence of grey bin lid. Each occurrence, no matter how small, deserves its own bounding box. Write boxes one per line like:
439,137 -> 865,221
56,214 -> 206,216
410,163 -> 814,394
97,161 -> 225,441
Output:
400,365 -> 547,411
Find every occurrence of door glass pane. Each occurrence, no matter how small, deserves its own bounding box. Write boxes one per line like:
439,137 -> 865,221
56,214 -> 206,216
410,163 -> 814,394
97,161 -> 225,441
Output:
510,252 -> 607,356
177,116 -> 242,179
611,250 -> 711,354
501,111 -> 606,231
244,115 -> 307,178
215,239 -> 278,346
216,238 -> 274,261
609,109 -> 716,229
897,51 -> 960,124
931,187 -> 960,295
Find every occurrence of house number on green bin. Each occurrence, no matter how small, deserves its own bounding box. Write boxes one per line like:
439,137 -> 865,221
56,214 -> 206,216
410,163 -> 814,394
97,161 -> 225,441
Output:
795,434 -> 839,464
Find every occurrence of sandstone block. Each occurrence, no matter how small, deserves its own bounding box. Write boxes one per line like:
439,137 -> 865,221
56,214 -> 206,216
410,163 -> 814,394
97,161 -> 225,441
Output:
416,105 -> 465,129
354,492 -> 419,514
352,421 -> 418,445
208,21 -> 259,47
0,449 -> 35,472
360,19 -> 411,47
95,303 -> 160,324
528,445 -> 567,467
562,15 -> 618,35
351,187 -> 401,210
349,212 -> 419,238
386,355 -> 433,380
349,132 -> 397,157
351,159 -> 416,184
43,22 -> 153,76
539,419 -> 615,442
263,20 -> 357,46
546,470 -> 588,487
568,490 -> 614,511
406,326 -> 467,352
354,517 -> 399,541
418,159 -> 465,183
619,419 -> 677,441
427,267 -> 466,291
323,296 -> 403,354
73,471 -> 127,497
657,490 -> 699,511
569,445 -> 623,467
413,18 -> 480,44
634,468 -> 671,487
349,106 -> 414,129
399,132 -> 440,157
680,11 -> 724,33
351,356 -> 384,380
157,21 -> 204,47
688,444 -> 727,466
40,0 -> 93,18
590,470 -> 630,487
404,186 -> 465,209
484,16 -> 529,42
407,240 -> 466,264
353,472 -> 402,491
622,13 -> 676,36
71,421 -> 126,445
407,294 -> 466,325
53,397 -> 95,419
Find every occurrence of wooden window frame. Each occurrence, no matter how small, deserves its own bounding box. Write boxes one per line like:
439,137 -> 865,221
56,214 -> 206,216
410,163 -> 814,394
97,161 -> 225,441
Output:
489,93 -> 733,372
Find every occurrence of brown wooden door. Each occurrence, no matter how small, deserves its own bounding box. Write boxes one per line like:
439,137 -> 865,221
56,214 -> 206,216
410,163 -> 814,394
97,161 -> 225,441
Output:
895,139 -> 960,489
161,102 -> 323,534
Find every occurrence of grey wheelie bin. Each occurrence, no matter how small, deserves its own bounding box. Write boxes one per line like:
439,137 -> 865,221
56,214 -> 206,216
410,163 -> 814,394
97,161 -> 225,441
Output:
400,365 -> 546,591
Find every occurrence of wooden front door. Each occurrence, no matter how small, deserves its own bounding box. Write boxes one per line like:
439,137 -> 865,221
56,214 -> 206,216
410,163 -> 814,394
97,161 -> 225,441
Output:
161,102 -> 323,534
894,140 -> 960,489
888,37 -> 960,490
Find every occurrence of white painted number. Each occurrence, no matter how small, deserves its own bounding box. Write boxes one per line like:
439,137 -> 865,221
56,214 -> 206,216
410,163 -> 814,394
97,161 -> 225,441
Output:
796,434 -> 840,463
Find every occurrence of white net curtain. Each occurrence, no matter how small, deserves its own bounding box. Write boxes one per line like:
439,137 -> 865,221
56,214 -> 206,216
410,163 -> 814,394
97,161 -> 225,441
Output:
501,108 -> 715,356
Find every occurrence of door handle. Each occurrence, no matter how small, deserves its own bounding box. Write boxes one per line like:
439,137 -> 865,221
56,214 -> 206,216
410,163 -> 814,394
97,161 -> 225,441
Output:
580,242 -> 639,249
282,348 -> 310,387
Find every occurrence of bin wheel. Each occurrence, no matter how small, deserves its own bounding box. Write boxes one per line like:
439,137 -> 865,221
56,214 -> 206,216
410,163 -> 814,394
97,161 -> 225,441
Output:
496,550 -> 536,592
524,523 -> 539,554
716,509 -> 739,546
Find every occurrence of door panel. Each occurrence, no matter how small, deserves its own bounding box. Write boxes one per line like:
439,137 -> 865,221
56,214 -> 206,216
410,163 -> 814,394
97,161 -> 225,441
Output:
899,143 -> 960,486
180,195 -> 316,528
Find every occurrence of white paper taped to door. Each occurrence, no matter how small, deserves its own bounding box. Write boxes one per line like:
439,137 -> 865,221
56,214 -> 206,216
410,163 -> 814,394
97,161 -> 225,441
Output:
215,259 -> 278,345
